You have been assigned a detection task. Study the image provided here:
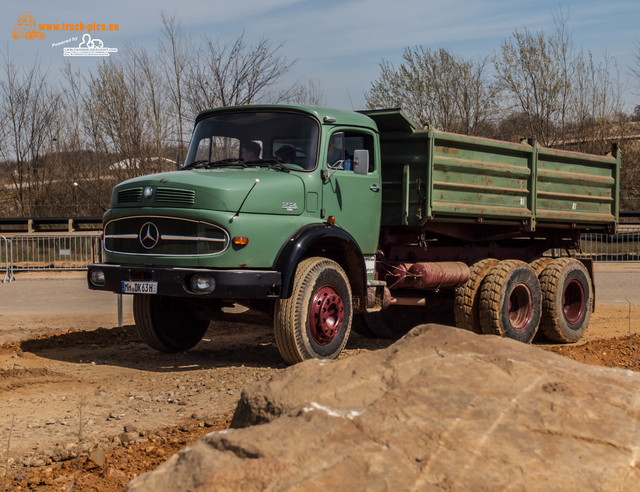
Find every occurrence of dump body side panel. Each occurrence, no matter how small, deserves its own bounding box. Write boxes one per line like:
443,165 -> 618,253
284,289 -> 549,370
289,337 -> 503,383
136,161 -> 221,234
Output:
363,110 -> 620,234
429,131 -> 534,226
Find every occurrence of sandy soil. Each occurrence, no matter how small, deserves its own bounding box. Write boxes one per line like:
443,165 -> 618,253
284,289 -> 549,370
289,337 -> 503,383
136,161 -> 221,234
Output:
0,273 -> 638,490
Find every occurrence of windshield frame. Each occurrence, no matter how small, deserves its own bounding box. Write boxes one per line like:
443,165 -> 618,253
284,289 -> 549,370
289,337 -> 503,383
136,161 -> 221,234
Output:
184,109 -> 321,172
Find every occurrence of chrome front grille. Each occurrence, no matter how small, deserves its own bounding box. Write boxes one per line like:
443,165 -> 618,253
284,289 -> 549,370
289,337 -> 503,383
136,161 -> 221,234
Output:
104,216 -> 229,256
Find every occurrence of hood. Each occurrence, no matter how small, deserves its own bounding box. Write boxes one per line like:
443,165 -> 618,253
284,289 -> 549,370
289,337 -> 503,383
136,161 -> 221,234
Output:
112,168 -> 306,215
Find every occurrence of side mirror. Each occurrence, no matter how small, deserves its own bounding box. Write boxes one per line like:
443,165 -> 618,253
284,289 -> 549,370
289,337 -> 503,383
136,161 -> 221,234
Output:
353,150 -> 369,175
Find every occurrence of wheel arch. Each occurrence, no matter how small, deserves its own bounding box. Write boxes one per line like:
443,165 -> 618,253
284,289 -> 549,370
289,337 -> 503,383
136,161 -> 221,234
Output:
273,223 -> 367,310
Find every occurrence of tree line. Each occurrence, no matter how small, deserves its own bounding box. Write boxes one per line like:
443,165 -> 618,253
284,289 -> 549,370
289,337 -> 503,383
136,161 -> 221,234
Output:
0,11 -> 638,217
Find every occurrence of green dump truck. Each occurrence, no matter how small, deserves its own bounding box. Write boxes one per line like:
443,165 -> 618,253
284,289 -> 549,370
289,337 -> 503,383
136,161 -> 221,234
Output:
87,105 -> 620,364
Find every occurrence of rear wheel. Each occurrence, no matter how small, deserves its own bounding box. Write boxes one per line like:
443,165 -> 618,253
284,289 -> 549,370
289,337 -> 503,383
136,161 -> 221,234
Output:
273,257 -> 352,364
133,295 -> 209,352
479,260 -> 541,343
454,258 -> 499,333
539,258 -> 592,343
529,257 -> 555,277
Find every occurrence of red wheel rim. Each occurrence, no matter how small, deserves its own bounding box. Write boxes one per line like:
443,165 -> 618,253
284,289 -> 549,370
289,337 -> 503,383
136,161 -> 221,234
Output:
508,283 -> 533,332
309,285 -> 344,345
563,278 -> 585,324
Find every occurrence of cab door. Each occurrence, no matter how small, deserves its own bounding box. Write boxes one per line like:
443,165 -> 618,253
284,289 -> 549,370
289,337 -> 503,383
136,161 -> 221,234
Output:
321,129 -> 381,254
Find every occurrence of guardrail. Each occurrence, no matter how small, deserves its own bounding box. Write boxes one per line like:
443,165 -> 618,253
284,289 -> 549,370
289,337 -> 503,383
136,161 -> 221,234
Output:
0,235 -> 12,283
9,233 -> 102,274
0,216 -> 102,233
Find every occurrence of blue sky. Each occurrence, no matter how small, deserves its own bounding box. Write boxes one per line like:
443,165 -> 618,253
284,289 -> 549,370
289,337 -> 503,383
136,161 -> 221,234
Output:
3,0 -> 640,110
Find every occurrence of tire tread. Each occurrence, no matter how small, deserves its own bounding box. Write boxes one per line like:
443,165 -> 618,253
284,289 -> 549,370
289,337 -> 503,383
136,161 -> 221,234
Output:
454,258 -> 499,333
539,258 -> 592,343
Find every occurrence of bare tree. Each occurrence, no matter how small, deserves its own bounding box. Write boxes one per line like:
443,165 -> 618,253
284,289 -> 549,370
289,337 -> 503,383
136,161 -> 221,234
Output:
288,77 -> 326,106
568,51 -> 626,154
631,38 -> 640,97
183,32 -> 295,114
493,27 -> 569,145
0,52 -> 60,215
494,11 -> 625,149
159,11 -> 191,154
83,59 -> 149,177
366,47 -> 496,135
128,44 -> 172,159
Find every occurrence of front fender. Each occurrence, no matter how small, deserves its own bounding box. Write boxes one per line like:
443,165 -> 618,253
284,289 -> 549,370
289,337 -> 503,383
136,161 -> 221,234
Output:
273,223 -> 366,305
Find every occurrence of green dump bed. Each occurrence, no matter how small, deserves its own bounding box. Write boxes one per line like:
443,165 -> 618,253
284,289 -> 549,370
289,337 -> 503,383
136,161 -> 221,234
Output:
363,110 -> 620,233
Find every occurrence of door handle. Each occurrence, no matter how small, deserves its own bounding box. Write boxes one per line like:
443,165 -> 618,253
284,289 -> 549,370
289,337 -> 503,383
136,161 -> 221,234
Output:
369,185 -> 381,192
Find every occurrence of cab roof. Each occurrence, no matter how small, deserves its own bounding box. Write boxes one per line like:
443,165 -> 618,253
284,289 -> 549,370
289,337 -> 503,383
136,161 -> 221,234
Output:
195,104 -> 379,131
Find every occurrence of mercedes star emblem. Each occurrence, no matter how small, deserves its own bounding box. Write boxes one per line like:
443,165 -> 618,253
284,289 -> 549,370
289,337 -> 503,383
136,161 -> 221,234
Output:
139,222 -> 160,249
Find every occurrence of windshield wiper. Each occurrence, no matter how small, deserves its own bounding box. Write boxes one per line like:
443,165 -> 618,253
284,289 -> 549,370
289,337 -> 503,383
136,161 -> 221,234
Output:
243,159 -> 291,173
182,158 -> 247,170
181,159 -> 209,170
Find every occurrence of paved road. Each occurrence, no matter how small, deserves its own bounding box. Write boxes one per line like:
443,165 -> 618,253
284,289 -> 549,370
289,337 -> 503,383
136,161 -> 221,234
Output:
593,263 -> 640,305
0,272 -> 132,315
0,264 -> 637,340
0,272 -> 133,342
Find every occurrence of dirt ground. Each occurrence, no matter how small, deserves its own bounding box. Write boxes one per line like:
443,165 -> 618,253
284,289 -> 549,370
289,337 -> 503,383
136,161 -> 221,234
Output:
0,273 -> 639,490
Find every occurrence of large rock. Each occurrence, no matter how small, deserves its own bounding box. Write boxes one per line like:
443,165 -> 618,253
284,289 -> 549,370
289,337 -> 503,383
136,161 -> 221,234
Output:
127,325 -> 640,491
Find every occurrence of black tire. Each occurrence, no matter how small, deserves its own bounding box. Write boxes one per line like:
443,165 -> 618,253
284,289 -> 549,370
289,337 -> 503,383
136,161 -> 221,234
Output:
133,295 -> 209,353
479,260 -> 542,343
539,258 -> 593,343
454,258 -> 499,333
273,257 -> 352,364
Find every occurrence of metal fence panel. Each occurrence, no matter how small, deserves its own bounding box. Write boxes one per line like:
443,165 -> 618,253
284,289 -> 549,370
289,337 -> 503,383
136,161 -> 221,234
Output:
0,235 -> 12,282
10,233 -> 103,272
577,227 -> 640,262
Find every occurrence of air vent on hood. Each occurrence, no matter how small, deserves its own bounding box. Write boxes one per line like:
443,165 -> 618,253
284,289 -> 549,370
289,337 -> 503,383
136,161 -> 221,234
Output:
156,187 -> 195,205
117,188 -> 142,203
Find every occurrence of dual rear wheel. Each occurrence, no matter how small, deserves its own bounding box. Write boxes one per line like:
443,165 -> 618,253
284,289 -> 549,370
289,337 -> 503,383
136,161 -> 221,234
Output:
454,258 -> 592,344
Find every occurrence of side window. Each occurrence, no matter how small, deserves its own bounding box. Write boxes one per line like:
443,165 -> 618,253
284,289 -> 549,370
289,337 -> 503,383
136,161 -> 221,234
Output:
327,132 -> 346,169
345,132 -> 375,173
327,131 -> 375,172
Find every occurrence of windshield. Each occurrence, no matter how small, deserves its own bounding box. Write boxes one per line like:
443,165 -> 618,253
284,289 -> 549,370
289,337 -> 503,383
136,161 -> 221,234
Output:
184,111 -> 320,170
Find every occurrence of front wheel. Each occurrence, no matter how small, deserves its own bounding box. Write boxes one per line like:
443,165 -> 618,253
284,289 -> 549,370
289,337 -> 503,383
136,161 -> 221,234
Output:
273,257 -> 352,364
133,295 -> 209,353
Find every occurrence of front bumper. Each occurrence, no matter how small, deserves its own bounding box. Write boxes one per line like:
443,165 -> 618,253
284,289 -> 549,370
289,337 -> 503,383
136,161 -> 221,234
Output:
87,263 -> 282,299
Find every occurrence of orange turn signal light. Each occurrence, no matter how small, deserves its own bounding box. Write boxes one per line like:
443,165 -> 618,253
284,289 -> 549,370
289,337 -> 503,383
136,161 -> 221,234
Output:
327,216 -> 336,225
232,236 -> 249,246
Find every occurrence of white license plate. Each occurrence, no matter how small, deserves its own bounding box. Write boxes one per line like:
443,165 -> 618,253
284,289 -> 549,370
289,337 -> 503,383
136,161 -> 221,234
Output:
121,281 -> 158,294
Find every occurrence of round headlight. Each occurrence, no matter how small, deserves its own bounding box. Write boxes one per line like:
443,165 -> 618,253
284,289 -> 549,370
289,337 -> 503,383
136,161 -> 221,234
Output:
90,269 -> 105,286
190,274 -> 216,294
